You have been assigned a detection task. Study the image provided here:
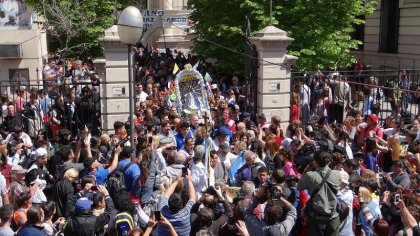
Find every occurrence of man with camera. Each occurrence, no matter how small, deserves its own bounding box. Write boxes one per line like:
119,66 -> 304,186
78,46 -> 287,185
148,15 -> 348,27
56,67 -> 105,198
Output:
4,124 -> 32,166
190,185 -> 233,236
244,181 -> 297,235
297,151 -> 341,236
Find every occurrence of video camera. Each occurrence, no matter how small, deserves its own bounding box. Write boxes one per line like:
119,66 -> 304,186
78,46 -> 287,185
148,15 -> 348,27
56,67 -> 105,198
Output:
262,181 -> 283,201
115,138 -> 128,149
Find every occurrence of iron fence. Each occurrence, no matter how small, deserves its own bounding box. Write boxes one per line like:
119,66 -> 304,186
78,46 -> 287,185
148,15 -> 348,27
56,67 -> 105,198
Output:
290,68 -> 420,125
0,80 -> 101,139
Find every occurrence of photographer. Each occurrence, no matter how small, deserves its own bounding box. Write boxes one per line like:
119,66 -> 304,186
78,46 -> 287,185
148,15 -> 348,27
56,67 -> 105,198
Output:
190,185 -> 233,236
4,124 -> 32,166
244,183 -> 297,235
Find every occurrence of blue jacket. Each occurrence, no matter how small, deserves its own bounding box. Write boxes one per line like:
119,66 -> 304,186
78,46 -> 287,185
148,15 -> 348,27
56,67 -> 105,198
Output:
363,153 -> 377,172
16,224 -> 45,236
118,160 -> 141,192
175,132 -> 192,151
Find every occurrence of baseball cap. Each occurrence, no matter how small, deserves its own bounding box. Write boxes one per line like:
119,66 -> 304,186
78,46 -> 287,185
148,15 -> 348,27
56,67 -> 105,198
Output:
35,148 -> 48,158
11,165 -> 27,174
75,197 -> 93,212
211,84 -> 218,90
368,114 -> 378,125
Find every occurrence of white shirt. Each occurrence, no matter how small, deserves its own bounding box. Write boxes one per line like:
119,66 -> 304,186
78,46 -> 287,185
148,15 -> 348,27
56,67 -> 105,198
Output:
138,91 -> 148,102
218,152 -> 238,169
337,187 -> 354,236
0,173 -> 7,207
300,84 -> 311,105
155,149 -> 168,172
191,161 -> 208,199
383,128 -> 397,137
338,142 -> 354,160
5,132 -> 32,147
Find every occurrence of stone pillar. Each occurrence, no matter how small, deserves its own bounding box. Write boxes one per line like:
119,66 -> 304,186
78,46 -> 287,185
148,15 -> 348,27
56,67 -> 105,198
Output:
98,25 -> 132,133
149,0 -> 193,52
249,26 -> 298,128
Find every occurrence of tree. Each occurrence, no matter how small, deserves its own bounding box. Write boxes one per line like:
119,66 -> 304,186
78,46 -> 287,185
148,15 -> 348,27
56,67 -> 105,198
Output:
25,0 -> 146,58
189,0 -> 377,72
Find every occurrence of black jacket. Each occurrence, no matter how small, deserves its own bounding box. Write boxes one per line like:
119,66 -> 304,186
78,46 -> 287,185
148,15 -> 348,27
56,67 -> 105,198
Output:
64,196 -> 116,236
53,179 -> 74,218
190,199 -> 233,236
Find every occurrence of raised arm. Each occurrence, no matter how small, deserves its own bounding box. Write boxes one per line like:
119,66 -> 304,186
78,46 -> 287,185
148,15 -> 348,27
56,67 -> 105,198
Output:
185,172 -> 196,202
164,175 -> 181,198
107,146 -> 122,173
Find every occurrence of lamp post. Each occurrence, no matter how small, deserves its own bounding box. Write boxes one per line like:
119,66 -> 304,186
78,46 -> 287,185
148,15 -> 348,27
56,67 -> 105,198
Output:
117,6 -> 143,159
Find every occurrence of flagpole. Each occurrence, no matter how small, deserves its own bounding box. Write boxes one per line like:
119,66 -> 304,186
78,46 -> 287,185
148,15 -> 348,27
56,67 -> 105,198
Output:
203,111 -> 211,187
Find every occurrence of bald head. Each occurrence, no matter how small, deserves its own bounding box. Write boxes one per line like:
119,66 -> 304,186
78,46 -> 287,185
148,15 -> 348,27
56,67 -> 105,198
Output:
174,152 -> 185,164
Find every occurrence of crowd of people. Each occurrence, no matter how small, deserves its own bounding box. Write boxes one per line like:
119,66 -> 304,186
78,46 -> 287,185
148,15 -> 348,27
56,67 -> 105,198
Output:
0,47 -> 418,236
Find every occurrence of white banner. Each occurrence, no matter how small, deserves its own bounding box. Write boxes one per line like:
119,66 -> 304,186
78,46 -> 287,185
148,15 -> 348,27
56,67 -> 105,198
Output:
141,10 -> 192,30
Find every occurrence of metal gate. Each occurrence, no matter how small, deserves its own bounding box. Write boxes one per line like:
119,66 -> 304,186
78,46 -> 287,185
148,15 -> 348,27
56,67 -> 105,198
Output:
244,18 -> 258,115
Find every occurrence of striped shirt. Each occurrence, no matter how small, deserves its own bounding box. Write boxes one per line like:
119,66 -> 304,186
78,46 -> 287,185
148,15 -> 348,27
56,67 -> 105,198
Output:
158,196 -> 194,236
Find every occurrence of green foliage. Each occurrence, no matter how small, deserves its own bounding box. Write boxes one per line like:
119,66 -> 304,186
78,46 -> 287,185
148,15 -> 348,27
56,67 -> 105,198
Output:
189,0 -> 377,72
26,0 -> 118,58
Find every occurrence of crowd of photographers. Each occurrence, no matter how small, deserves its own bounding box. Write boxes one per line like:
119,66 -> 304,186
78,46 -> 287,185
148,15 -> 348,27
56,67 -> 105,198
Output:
0,47 -> 418,236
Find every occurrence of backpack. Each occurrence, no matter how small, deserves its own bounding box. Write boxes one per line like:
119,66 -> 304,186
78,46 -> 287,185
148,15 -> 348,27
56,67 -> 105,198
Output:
105,162 -> 134,197
325,181 -> 350,222
336,197 -> 350,221
114,212 -> 134,236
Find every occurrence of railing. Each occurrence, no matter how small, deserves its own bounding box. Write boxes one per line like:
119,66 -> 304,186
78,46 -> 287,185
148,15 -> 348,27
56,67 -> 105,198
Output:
290,69 -> 420,125
0,80 -> 102,139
